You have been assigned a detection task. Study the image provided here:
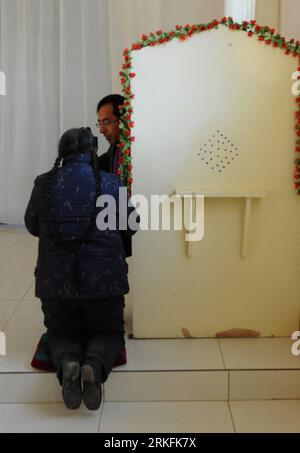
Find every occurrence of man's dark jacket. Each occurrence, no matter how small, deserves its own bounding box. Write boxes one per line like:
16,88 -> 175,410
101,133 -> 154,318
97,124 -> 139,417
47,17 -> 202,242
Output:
24,152 -> 136,300
98,144 -> 118,173
98,143 -> 132,257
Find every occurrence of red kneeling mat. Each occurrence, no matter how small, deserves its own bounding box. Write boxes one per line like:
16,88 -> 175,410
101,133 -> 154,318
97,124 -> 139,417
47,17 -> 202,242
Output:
31,333 -> 127,372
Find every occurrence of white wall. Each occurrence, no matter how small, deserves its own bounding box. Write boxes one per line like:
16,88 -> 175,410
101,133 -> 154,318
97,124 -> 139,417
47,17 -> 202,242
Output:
108,0 -> 224,91
280,0 -> 300,40
256,0 -> 280,30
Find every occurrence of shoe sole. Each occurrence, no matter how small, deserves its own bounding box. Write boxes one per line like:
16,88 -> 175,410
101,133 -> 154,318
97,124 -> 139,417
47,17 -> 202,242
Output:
62,361 -> 82,410
81,364 -> 102,411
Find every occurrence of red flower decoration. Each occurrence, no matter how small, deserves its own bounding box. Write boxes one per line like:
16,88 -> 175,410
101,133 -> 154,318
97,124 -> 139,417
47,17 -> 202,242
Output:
132,43 -> 141,51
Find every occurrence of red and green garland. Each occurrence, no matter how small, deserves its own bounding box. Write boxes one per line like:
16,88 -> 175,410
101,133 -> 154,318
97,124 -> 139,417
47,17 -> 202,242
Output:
117,17 -> 300,194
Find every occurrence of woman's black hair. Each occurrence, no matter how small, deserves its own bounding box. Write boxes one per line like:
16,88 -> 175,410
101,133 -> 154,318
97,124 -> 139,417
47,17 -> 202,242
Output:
45,127 -> 100,246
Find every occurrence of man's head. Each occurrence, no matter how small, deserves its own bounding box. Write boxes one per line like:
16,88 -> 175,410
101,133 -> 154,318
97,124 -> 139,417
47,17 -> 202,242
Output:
96,94 -> 125,145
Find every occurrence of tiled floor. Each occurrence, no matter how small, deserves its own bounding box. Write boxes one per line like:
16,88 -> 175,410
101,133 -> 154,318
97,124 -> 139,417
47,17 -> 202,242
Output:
0,225 -> 300,433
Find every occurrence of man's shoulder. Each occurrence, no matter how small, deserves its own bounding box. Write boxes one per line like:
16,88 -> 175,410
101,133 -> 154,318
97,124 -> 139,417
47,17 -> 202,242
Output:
98,149 -> 111,172
98,145 -> 114,161
98,149 -> 110,161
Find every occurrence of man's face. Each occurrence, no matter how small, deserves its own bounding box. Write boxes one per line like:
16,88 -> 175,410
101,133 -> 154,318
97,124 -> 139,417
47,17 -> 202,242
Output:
97,103 -> 120,145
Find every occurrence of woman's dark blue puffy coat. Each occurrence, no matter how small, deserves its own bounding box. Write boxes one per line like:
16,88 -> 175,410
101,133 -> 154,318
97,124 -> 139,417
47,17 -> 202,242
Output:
25,152 -> 136,300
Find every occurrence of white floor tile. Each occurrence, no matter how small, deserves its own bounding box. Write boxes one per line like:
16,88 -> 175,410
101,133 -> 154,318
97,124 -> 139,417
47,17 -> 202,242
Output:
230,370 -> 300,400
124,339 -> 224,371
0,404 -> 101,433
0,231 -> 36,246
23,282 -> 38,301
0,331 -> 43,372
0,301 -> 21,330
0,238 -> 37,276
1,225 -> 28,236
105,371 -> 228,402
0,225 -> 10,232
5,300 -> 44,331
0,373 -> 61,403
0,276 -> 34,301
219,338 -> 300,370
100,401 -> 234,433
230,400 -> 300,433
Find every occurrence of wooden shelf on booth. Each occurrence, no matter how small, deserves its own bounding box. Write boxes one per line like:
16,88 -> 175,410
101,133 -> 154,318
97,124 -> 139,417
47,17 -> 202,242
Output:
173,190 -> 266,257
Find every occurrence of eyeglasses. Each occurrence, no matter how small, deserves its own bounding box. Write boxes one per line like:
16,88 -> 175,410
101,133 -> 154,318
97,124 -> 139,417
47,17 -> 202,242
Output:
95,119 -> 119,128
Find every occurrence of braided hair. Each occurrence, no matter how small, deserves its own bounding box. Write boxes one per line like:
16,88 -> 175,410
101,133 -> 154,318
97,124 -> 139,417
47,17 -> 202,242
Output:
45,128 -> 101,247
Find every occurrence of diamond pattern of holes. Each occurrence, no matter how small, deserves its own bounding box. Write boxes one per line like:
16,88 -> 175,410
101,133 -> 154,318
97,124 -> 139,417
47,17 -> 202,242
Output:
198,130 -> 240,174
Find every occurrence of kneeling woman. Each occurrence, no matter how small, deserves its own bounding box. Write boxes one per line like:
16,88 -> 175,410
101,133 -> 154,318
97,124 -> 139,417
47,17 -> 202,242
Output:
25,128 -> 137,411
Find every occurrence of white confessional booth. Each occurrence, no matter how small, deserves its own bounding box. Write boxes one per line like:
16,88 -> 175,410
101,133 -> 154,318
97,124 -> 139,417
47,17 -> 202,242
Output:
129,26 -> 300,338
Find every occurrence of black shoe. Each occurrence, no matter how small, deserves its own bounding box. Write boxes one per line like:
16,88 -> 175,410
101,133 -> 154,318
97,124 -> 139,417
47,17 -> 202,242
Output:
81,363 -> 102,411
62,359 -> 82,410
